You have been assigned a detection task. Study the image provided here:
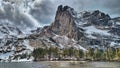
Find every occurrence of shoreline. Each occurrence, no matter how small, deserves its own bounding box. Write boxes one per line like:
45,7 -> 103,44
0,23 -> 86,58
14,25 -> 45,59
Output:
33,60 -> 120,62
0,60 -> 120,64
32,58 -> 120,62
1,60 -> 120,63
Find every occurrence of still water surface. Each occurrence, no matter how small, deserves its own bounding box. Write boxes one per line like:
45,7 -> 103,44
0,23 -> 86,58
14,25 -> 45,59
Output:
0,61 -> 120,68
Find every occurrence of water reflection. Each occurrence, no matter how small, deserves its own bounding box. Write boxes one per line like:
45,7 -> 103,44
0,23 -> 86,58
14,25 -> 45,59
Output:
44,61 -> 120,68
0,61 -> 120,68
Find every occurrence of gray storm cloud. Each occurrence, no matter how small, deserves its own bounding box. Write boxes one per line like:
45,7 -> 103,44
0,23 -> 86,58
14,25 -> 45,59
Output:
0,0 -> 120,31
30,0 -> 55,25
104,0 -> 120,16
34,0 -> 120,24
0,0 -> 40,30
50,0 -> 120,15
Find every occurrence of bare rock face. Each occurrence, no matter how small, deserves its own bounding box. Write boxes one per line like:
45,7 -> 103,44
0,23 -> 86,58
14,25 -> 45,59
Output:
29,5 -> 120,50
51,5 -> 75,35
28,5 -> 85,49
81,10 -> 111,26
47,5 -> 84,40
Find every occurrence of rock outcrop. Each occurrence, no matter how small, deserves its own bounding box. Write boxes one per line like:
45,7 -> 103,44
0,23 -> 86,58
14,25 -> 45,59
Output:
29,5 -> 120,50
32,5 -> 84,41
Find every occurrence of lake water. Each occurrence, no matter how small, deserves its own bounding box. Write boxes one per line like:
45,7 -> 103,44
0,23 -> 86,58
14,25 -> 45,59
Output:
0,61 -> 120,68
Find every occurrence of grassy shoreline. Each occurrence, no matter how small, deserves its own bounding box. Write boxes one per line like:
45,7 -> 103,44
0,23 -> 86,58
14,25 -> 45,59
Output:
33,59 -> 120,62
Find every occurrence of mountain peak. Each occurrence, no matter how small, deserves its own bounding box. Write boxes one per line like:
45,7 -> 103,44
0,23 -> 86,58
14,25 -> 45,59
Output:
29,5 -> 120,49
57,5 -> 74,12
81,10 -> 111,26
43,5 -> 83,40
55,5 -> 76,19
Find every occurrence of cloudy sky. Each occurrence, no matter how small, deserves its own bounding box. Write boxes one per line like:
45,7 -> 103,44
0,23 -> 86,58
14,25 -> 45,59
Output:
31,0 -> 120,25
0,0 -> 120,31
46,0 -> 120,17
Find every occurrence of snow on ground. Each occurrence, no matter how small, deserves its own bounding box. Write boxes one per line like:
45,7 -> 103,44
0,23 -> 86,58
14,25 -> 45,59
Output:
75,20 -> 84,27
78,45 -> 87,51
58,44 -> 64,49
53,35 -> 69,45
12,57 -> 34,62
110,42 -> 120,47
116,22 -> 120,25
86,34 -> 97,39
53,35 -> 87,51
24,40 -> 33,51
91,45 -> 100,48
0,33 -> 4,38
84,26 -> 110,35
110,42 -> 116,46
0,52 -> 14,60
17,34 -> 26,38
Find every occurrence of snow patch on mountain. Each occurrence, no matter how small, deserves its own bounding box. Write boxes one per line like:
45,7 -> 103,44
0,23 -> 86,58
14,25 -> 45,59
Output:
24,40 -> 33,51
84,26 -> 110,36
0,23 -> 33,62
53,35 -> 86,51
0,51 -> 14,60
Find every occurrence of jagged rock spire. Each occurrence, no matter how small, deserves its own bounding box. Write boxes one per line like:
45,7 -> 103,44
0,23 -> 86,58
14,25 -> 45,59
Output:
49,5 -> 84,40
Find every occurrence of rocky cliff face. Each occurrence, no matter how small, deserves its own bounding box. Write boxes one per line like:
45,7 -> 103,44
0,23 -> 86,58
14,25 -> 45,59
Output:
50,5 -> 84,40
81,10 -> 111,26
29,5 -> 86,50
29,5 -> 120,50
33,5 -> 84,40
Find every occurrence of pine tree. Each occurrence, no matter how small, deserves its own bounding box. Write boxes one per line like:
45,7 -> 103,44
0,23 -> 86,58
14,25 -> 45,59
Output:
32,48 -> 46,61
79,49 -> 84,58
93,48 -> 102,60
88,47 -> 94,60
116,48 -> 120,60
69,47 -> 74,57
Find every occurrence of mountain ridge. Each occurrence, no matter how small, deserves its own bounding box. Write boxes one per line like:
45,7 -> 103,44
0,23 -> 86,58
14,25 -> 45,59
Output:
0,5 -> 120,62
29,5 -> 120,49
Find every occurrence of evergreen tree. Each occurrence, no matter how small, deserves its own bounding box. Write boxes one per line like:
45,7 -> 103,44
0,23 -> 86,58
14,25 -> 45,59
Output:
74,49 -> 79,58
88,47 -> 94,60
68,47 -> 74,57
107,47 -> 115,60
32,48 -> 46,61
63,48 -> 69,57
116,48 -> 120,60
79,49 -> 84,58
93,48 -> 102,60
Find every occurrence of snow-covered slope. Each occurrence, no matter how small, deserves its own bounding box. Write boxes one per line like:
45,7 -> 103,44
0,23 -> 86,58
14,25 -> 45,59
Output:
84,26 -> 110,36
74,9 -> 120,48
0,23 -> 22,38
0,23 -> 33,62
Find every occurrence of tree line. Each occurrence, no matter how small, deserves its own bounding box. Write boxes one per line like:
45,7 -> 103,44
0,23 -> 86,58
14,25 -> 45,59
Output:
32,46 -> 120,61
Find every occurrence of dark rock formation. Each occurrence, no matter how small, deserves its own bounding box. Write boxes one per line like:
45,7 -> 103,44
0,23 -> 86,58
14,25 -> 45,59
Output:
44,5 -> 84,40
29,5 -> 120,49
81,10 -> 111,26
